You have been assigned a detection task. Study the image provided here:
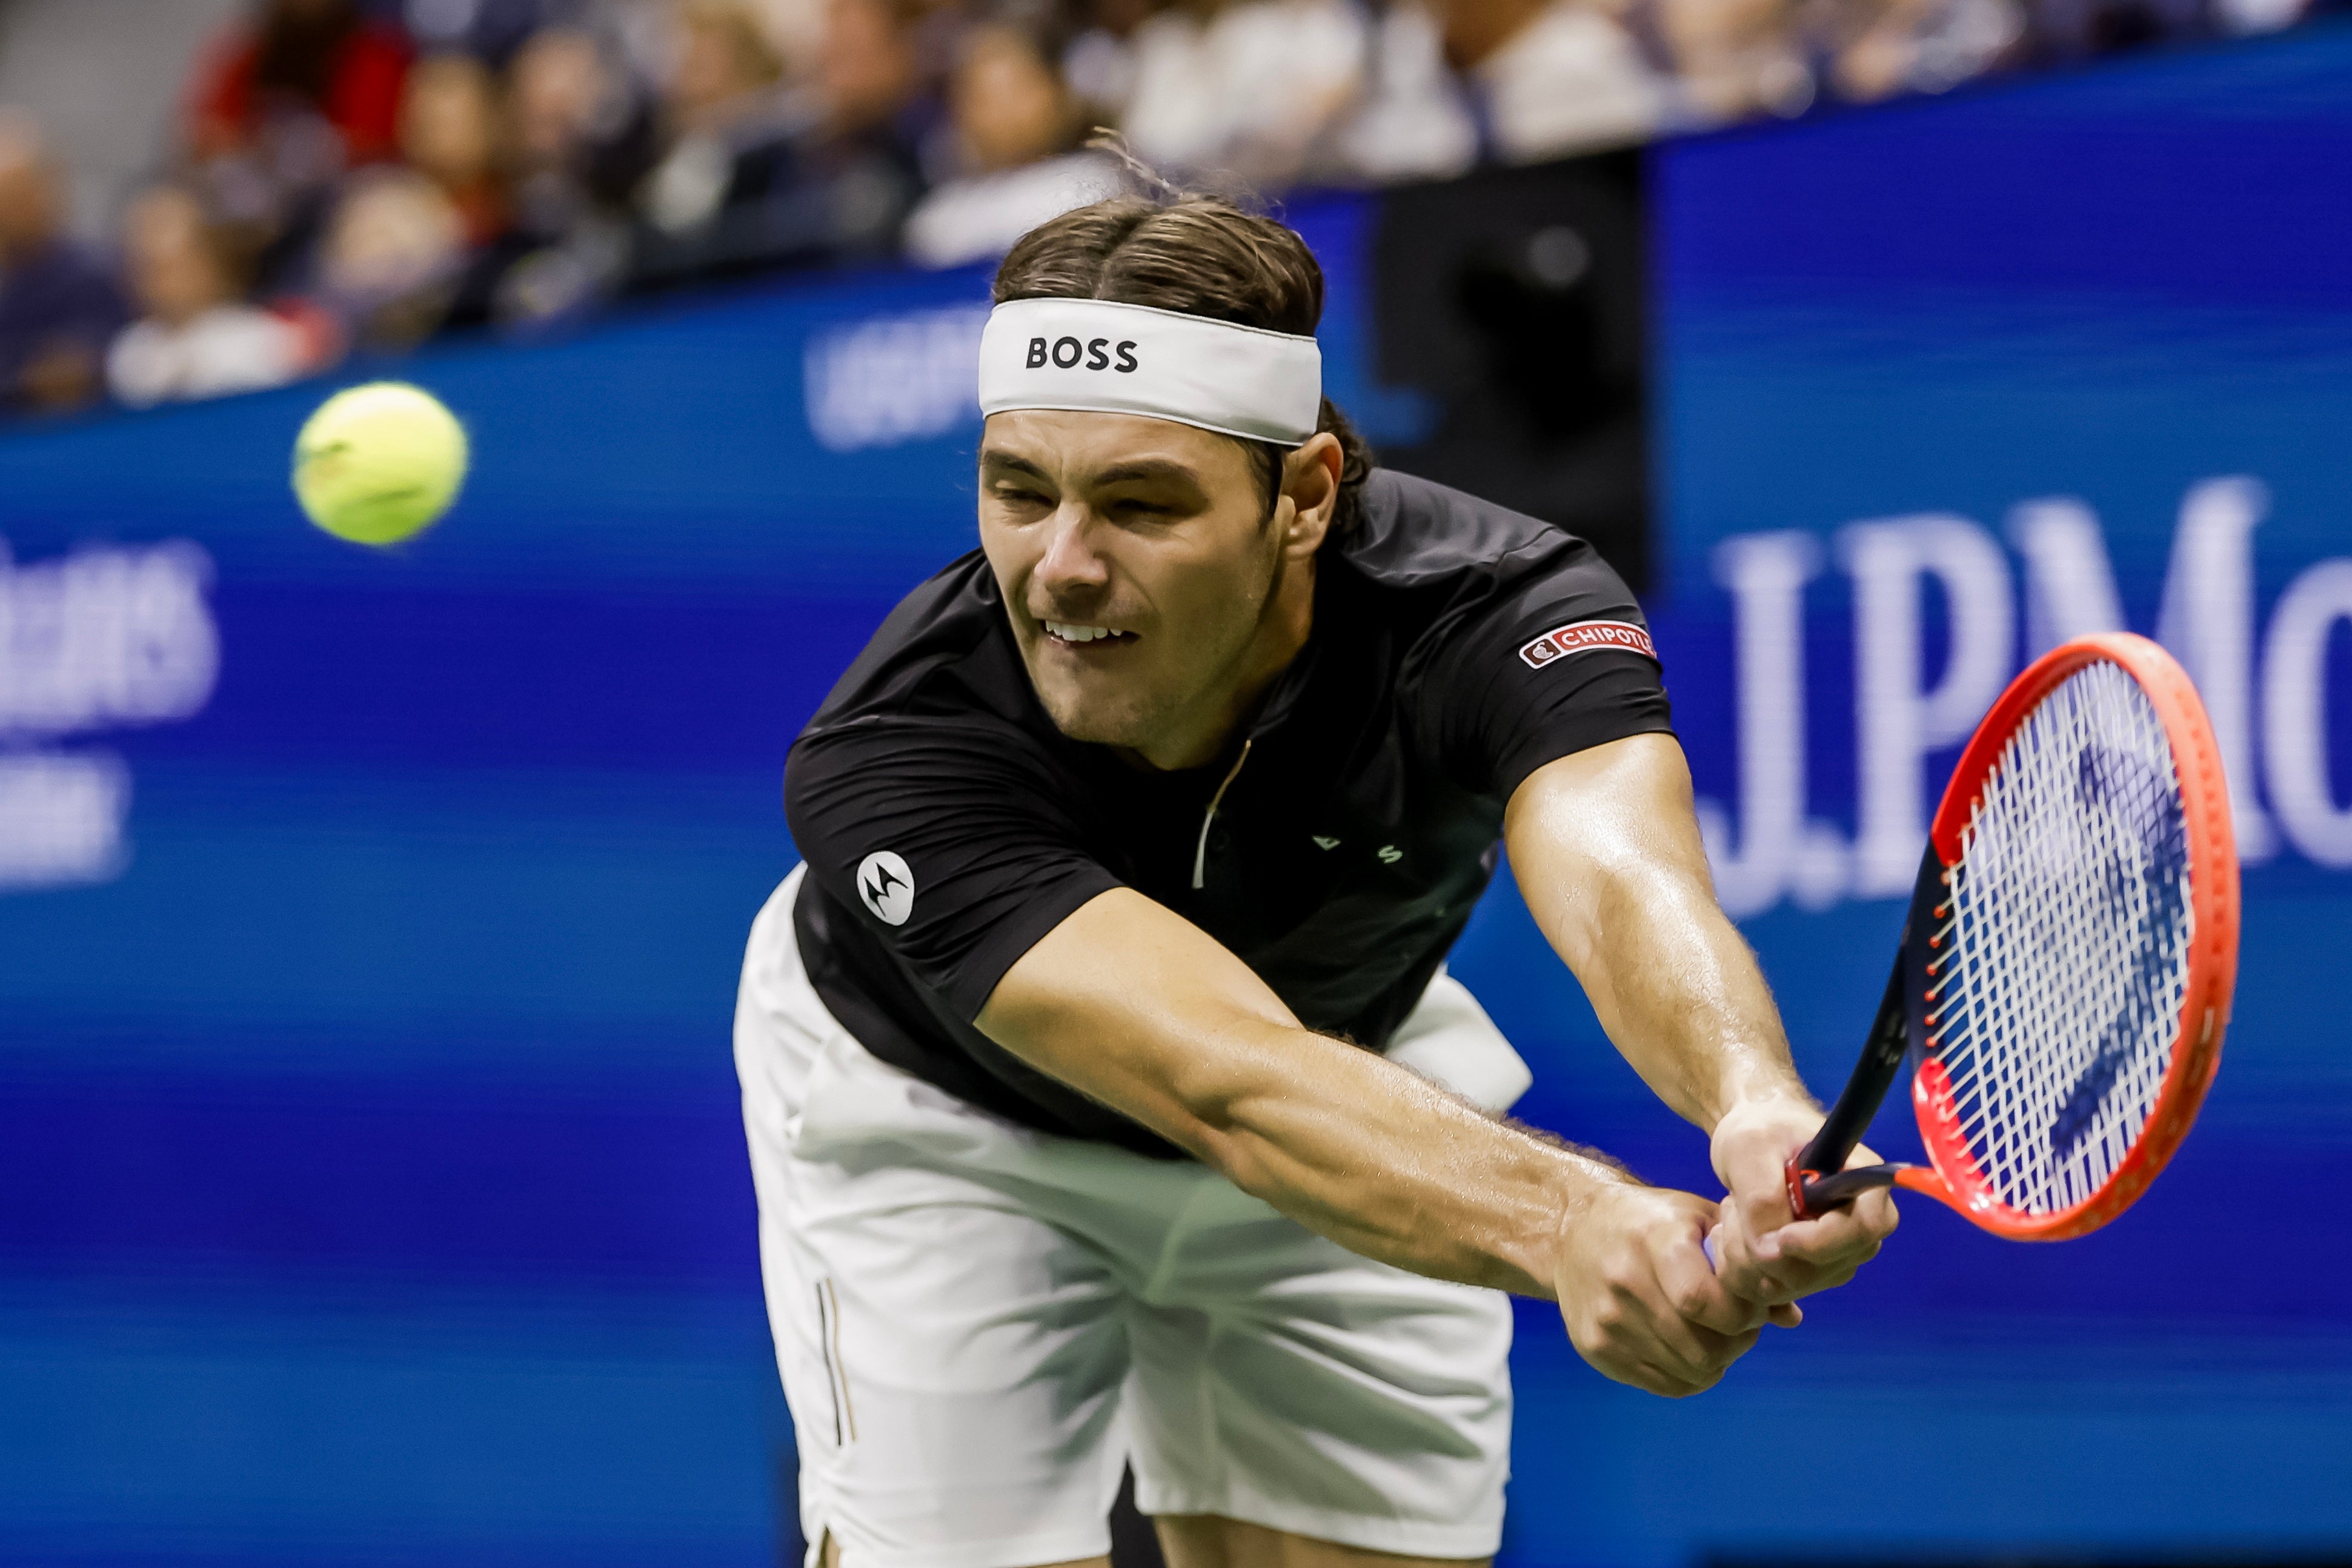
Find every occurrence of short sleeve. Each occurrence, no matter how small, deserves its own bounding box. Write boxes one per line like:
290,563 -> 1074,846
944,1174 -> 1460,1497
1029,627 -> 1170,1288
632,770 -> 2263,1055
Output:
1412,545 -> 1674,800
785,714 -> 1122,1019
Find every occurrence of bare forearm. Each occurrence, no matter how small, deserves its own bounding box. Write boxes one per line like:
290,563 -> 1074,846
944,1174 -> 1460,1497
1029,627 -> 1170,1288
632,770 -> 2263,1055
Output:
977,884 -> 1790,1384
977,888 -> 1633,1298
1570,868 -> 1808,1127
1506,739 -> 1812,1132
1184,1020 -> 1635,1296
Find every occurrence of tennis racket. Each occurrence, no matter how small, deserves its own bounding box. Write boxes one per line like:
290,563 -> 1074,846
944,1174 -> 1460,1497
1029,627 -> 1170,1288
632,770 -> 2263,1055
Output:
1786,631 -> 2239,1240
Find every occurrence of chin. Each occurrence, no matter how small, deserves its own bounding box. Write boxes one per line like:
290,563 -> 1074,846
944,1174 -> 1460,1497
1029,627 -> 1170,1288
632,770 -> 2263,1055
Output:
1040,699 -> 1151,748
1033,679 -> 1157,748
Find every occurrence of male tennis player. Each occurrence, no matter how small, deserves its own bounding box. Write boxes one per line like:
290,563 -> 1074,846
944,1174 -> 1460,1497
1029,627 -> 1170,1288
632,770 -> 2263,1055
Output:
736,190 -> 1896,1568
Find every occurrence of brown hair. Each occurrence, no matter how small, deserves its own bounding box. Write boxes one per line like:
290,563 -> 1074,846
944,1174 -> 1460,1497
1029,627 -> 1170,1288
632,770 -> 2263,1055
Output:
991,186 -> 1375,536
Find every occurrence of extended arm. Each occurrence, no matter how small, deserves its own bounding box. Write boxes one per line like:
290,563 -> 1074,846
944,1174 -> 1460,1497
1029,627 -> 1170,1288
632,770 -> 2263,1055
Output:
1503,733 -> 1898,1304
977,887 -> 1772,1395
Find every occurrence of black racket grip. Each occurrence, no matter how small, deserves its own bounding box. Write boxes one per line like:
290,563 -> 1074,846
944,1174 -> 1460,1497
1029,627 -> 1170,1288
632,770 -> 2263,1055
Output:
1793,1161 -> 1910,1214
1784,844 -> 1942,1217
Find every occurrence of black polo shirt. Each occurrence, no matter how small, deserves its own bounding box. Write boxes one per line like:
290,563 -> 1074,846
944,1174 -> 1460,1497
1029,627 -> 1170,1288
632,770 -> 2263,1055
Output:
784,467 -> 1671,1156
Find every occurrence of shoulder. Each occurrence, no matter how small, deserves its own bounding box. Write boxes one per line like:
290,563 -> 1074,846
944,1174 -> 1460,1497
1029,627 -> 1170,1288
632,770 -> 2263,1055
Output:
1340,467 -> 1624,605
783,555 -> 1095,865
1341,467 -> 1656,716
796,550 -> 1043,752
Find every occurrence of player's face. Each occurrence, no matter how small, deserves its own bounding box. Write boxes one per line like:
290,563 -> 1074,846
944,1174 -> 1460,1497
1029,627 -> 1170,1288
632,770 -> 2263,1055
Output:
978,410 -> 1315,768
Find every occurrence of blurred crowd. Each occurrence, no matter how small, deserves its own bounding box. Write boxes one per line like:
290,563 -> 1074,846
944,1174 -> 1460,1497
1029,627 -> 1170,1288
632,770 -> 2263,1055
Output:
0,0 -> 2328,418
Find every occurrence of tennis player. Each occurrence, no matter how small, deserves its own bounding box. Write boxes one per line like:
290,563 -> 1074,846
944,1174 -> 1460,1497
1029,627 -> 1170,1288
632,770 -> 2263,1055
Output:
736,190 -> 1897,1568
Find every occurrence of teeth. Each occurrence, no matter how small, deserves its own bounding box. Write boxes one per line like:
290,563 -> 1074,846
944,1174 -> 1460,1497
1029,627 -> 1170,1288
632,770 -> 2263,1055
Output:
1045,621 -> 1131,644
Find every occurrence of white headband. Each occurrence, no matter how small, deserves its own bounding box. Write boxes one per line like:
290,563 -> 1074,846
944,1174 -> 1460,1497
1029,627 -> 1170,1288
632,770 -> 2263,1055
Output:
977,297 -> 1323,447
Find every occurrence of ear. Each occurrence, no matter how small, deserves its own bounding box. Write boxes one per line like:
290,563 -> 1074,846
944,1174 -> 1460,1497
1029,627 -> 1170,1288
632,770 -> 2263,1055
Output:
1280,432 -> 1344,558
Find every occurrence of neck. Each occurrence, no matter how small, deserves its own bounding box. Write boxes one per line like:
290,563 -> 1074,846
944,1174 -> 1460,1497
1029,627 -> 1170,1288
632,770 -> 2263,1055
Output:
1128,551 -> 1317,772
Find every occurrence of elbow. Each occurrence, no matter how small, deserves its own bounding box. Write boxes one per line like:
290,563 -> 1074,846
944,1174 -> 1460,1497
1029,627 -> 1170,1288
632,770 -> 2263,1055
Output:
1152,1051 -> 1281,1196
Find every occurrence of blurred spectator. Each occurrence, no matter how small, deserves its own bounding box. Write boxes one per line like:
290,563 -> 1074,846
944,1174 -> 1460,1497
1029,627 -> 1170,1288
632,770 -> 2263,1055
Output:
508,25 -> 659,220
496,25 -> 655,323
799,0 -> 935,256
1437,0 -> 1671,161
1652,0 -> 1812,121
107,186 -> 316,408
0,0 -> 2325,428
1061,0 -> 1166,125
903,23 -> 1116,268
311,167 -> 468,349
1332,0 -> 1480,182
187,0 -> 414,165
636,1 -> 803,238
404,0 -> 565,62
630,0 -> 938,284
0,111 -> 126,416
1819,0 -> 2022,101
401,53 -> 511,247
184,0 -> 416,296
400,50 -> 547,327
1120,0 -> 1367,187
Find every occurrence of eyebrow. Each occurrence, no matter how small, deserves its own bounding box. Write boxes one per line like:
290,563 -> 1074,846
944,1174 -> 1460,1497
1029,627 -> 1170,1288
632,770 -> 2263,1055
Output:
978,450 -> 1052,483
1091,459 -> 1203,488
977,450 -> 1206,492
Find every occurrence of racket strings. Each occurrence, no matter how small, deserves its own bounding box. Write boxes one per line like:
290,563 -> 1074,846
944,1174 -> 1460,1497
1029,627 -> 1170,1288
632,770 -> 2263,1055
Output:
1932,662 -> 2194,1216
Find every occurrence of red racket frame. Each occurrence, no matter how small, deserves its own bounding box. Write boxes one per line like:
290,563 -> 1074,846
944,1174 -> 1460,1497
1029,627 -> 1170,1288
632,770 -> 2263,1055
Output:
1890,631 -> 2239,1240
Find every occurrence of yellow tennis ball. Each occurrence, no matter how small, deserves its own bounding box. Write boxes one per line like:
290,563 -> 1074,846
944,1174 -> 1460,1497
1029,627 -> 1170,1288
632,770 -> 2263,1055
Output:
292,382 -> 469,546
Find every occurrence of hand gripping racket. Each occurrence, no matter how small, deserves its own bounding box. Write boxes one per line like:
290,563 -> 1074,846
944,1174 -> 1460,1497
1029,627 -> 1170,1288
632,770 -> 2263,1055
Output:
1787,632 -> 2239,1240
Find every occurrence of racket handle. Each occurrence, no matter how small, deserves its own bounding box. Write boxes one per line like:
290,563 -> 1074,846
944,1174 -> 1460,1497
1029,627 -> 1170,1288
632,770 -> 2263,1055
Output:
1786,1158 -> 1911,1217
1789,854 -> 1941,1217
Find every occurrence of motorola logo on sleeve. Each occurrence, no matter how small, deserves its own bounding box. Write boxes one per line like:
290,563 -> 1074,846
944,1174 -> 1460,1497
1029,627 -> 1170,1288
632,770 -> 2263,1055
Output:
1025,336 -> 1140,373
856,850 -> 915,925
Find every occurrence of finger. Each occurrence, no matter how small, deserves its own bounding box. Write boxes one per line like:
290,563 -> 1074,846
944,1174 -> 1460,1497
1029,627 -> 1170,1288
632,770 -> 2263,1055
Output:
1618,1284 -> 1743,1386
1641,1361 -> 1724,1399
1708,1210 -> 1804,1305
1635,1339 -> 1752,1397
1833,1147 -> 1902,1237
1767,1301 -> 1802,1328
1642,1294 -> 1762,1385
1625,1361 -> 1709,1398
1772,1211 -> 1888,1270
1852,1186 -> 1901,1239
1658,1226 -> 1770,1334
1688,1322 -> 1763,1367
1731,1152 -> 1799,1247
1596,1349 -> 1710,1400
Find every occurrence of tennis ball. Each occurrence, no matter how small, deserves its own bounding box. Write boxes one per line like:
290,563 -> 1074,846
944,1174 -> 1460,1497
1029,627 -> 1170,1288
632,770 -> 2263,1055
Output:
292,382 -> 468,546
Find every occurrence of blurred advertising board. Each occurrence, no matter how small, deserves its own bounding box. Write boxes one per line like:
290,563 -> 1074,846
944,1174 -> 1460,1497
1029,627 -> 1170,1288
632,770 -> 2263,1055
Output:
1592,21 -> 2352,1568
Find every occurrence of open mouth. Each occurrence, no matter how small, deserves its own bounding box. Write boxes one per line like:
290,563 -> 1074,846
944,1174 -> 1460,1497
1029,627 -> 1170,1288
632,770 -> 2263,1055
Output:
1043,620 -> 1137,646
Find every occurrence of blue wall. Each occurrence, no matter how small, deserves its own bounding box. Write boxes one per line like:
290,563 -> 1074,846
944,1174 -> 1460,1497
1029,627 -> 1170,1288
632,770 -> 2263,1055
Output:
4,39 -> 2351,1566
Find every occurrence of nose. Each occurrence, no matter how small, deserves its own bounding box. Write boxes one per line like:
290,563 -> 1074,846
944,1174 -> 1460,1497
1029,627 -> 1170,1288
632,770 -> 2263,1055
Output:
1033,503 -> 1111,605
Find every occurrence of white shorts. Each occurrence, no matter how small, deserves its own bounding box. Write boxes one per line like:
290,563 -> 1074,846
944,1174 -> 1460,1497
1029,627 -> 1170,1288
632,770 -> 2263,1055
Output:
734,868 -> 1523,1568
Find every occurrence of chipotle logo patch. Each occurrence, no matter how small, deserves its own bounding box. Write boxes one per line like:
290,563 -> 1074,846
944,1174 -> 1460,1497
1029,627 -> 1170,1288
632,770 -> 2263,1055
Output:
1518,619 -> 1656,669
